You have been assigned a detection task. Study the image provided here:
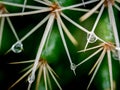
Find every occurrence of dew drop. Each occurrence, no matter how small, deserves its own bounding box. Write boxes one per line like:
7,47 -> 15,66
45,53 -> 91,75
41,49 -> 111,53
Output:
11,42 -> 23,53
70,63 -> 77,75
27,75 -> 35,90
28,75 -> 35,84
112,48 -> 120,60
87,33 -> 97,43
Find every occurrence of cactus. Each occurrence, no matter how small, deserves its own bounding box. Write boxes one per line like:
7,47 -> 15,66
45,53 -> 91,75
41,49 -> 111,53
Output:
0,0 -> 120,90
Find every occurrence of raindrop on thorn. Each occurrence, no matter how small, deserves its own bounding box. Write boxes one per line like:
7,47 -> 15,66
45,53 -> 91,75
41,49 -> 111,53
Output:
112,48 -> 120,60
28,75 -> 35,84
70,63 -> 77,72
87,33 -> 97,43
11,42 -> 23,53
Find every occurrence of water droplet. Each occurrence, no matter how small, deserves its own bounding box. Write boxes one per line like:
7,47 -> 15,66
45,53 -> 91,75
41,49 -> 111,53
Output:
11,42 -> 23,53
112,49 -> 120,60
87,33 -> 97,43
28,75 -> 35,84
70,63 -> 77,75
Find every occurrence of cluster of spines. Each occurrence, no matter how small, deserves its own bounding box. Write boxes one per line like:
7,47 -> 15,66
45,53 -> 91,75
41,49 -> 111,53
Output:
0,0 -> 120,90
